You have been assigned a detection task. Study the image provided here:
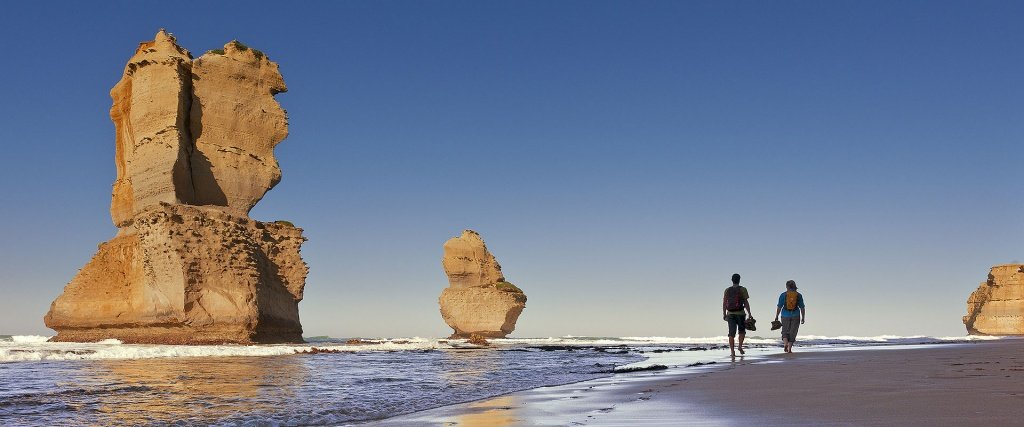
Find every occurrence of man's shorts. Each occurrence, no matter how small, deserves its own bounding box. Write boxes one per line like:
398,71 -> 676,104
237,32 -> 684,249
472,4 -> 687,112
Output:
781,316 -> 800,342
727,313 -> 746,337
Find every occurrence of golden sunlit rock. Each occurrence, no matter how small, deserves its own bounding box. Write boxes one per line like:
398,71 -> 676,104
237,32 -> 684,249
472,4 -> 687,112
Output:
45,30 -> 306,344
964,264 -> 1024,335
439,230 -> 526,338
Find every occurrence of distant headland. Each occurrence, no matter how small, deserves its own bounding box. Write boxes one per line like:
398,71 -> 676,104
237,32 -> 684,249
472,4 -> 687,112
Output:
964,264 -> 1024,335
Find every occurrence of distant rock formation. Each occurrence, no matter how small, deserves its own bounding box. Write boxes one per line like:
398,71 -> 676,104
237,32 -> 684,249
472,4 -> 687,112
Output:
964,264 -> 1024,335
438,230 -> 526,338
45,30 -> 307,344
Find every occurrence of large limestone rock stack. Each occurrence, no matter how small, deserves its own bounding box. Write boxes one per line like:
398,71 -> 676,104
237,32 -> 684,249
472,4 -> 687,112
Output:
964,264 -> 1024,335
438,230 -> 527,338
45,30 -> 307,344
109,30 -> 196,226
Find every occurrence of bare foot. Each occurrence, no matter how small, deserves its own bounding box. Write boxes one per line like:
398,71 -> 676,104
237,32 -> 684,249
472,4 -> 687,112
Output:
739,347 -> 745,355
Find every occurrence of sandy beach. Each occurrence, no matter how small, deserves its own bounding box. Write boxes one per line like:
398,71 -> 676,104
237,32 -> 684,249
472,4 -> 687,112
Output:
383,339 -> 1024,426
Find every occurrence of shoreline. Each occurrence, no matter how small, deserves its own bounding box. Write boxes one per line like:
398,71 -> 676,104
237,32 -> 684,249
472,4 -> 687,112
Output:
380,339 -> 1024,426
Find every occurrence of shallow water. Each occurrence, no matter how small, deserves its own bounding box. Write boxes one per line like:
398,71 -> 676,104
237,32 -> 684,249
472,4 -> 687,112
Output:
0,346 -> 641,425
0,335 -> 997,425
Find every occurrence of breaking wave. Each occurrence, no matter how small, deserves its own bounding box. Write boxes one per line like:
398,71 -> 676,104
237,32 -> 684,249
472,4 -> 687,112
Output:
0,334 -> 999,363
10,335 -> 51,343
494,334 -> 999,346
0,336 -> 443,363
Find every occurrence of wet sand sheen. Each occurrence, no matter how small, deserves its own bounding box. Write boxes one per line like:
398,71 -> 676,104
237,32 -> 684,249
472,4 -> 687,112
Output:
384,339 -> 1024,425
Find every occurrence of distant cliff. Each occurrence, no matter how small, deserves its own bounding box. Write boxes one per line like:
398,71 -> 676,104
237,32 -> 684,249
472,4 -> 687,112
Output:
45,30 -> 307,344
438,230 -> 526,338
963,264 -> 1024,335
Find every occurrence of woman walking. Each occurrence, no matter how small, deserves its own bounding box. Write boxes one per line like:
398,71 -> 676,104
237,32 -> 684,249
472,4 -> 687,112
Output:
774,280 -> 805,353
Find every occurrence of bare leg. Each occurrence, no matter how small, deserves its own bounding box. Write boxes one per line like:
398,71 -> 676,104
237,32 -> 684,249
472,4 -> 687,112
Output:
729,336 -> 736,357
738,334 -> 745,355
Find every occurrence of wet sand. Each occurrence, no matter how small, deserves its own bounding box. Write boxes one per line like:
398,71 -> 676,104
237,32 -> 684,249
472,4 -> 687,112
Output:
381,339 -> 1024,426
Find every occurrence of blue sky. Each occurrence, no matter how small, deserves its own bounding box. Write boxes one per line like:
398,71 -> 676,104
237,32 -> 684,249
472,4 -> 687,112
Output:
0,1 -> 1021,338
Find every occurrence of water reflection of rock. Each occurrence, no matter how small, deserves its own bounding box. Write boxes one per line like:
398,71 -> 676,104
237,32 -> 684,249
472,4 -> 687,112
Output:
437,350 -> 523,426
90,356 -> 308,425
439,349 -> 503,388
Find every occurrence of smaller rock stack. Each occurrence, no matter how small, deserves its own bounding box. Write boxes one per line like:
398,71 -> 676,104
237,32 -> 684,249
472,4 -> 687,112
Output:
438,230 -> 526,338
964,264 -> 1024,335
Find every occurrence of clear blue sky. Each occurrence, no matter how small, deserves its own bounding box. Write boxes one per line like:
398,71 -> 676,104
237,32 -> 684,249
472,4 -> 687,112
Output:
0,1 -> 1020,338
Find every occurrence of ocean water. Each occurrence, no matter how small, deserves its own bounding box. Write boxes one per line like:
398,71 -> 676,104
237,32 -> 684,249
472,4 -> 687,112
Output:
0,335 -> 998,425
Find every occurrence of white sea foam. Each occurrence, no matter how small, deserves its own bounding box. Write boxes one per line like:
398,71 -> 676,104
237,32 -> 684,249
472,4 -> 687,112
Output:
0,338 -> 450,363
793,335 -> 1001,345
0,334 -> 1001,363
495,335 -> 996,346
11,335 -> 51,343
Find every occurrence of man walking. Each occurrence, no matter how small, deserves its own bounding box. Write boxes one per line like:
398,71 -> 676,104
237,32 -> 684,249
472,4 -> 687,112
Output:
774,280 -> 805,353
723,273 -> 753,357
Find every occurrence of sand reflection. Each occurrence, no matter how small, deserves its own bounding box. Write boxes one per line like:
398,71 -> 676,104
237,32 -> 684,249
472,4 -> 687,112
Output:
454,395 -> 521,426
88,355 -> 308,425
437,350 -> 521,426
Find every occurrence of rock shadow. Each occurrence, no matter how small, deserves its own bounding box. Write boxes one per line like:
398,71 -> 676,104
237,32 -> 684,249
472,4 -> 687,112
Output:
189,149 -> 228,206
188,82 -> 228,206
251,242 -> 303,342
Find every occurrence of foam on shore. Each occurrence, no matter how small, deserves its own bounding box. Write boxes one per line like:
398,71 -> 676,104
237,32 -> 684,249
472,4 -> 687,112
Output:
495,335 -> 999,346
0,334 -> 999,363
0,336 -> 444,363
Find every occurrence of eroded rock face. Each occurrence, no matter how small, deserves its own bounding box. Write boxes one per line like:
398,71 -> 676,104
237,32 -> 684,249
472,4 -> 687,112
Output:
191,41 -> 288,213
964,264 -> 1024,335
438,230 -> 526,338
441,230 -> 505,288
46,204 -> 307,344
110,30 -> 195,227
46,30 -> 305,344
109,31 -> 289,224
439,287 -> 526,338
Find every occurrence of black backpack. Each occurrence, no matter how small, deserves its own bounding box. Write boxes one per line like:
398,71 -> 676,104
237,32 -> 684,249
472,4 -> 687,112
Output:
725,286 -> 745,311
